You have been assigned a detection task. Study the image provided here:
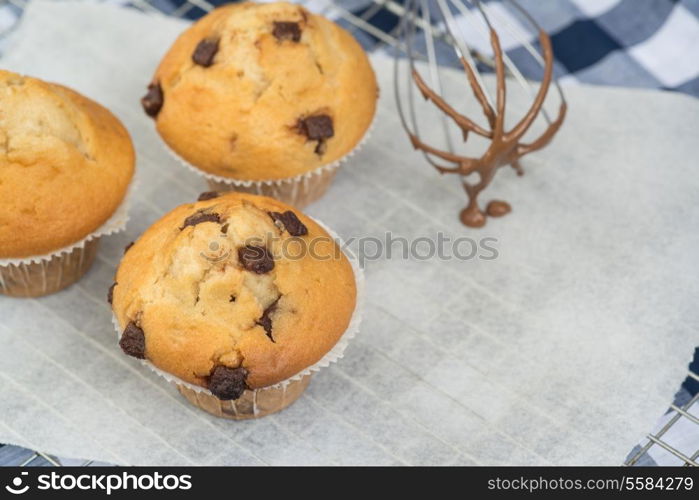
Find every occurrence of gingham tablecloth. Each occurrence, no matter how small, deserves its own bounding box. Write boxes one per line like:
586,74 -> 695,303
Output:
3,0 -> 699,97
0,0 -> 697,466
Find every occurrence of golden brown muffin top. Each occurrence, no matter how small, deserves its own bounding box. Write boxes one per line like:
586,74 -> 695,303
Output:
144,1 -> 377,180
111,192 -> 356,398
0,70 -> 135,258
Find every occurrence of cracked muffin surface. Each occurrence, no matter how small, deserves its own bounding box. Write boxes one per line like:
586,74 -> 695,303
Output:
144,1 -> 377,180
111,192 -> 356,396
0,70 -> 135,258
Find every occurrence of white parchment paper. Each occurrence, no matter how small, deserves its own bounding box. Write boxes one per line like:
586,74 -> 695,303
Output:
0,0 -> 697,465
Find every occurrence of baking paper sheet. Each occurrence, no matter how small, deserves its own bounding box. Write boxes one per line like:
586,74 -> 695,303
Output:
0,0 -> 697,465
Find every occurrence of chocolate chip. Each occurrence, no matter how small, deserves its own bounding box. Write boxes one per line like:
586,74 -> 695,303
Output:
107,282 -> 117,305
273,21 -> 301,42
221,223 -> 229,234
299,114 -> 334,141
229,295 -> 236,302
269,211 -> 308,236
314,139 -> 328,155
256,298 -> 279,342
120,322 -> 146,359
192,38 -> 219,67
181,211 -> 221,230
197,191 -> 220,201
124,241 -> 134,254
208,366 -> 248,400
141,83 -> 163,118
238,245 -> 274,274
258,315 -> 272,338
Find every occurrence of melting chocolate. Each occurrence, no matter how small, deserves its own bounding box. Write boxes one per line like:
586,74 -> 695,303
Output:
299,114 -> 333,141
107,282 -> 116,305
460,208 -> 486,228
486,200 -> 511,218
269,211 -> 308,236
298,114 -> 334,155
238,245 -> 274,274
181,211 -> 221,230
141,83 -> 163,118
197,191 -> 220,201
256,298 -> 280,342
192,38 -> 219,67
408,28 -> 567,227
208,366 -> 248,400
273,21 -> 301,42
120,322 -> 146,359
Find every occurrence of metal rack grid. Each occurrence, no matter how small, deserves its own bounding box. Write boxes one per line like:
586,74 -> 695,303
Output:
625,369 -> 699,467
0,0 -> 697,467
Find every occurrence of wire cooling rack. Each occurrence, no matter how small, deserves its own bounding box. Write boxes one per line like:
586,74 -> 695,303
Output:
0,0 -> 697,467
624,368 -> 699,467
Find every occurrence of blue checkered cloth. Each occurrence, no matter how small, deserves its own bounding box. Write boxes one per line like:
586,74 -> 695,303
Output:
354,0 -> 699,96
159,0 -> 699,96
3,0 -> 697,95
0,0 -> 697,466
501,0 -> 699,95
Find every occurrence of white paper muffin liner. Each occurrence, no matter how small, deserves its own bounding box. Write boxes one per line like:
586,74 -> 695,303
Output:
0,183 -> 134,267
160,111 -> 376,191
112,218 -> 364,397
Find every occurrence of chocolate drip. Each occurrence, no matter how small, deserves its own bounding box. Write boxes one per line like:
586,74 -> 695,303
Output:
409,29 -> 567,227
486,200 -> 511,218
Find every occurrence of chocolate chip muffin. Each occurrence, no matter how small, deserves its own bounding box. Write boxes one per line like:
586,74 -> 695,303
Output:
0,70 -> 135,297
142,2 -> 377,205
110,192 -> 357,418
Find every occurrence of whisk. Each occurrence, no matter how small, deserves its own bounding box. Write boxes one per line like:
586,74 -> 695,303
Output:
393,0 -> 567,227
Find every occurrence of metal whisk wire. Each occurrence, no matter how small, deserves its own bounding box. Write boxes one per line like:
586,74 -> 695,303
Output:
393,0 -> 567,227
